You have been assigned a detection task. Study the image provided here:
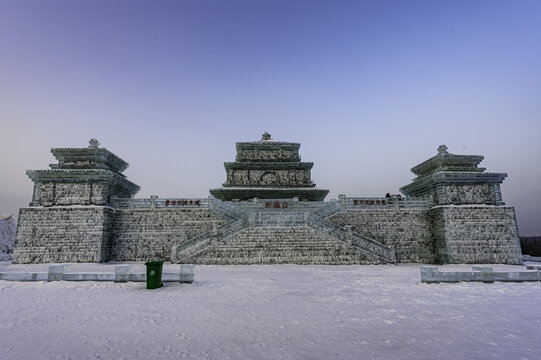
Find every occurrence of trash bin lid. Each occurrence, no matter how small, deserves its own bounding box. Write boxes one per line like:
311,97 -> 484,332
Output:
145,260 -> 164,266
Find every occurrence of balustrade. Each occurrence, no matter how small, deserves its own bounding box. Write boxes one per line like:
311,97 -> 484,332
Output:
111,197 -> 209,209
344,196 -> 432,209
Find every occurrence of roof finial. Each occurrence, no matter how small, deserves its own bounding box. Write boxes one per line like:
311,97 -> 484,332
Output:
261,132 -> 272,141
437,145 -> 448,155
89,139 -> 100,149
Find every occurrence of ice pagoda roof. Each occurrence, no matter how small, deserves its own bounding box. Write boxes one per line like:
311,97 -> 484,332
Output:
410,145 -> 485,177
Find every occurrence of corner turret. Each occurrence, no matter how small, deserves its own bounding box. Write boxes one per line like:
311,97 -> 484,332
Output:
400,145 -> 506,205
26,139 -> 140,206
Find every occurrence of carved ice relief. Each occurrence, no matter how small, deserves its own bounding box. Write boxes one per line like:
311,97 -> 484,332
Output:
260,172 -> 278,185
280,150 -> 295,160
238,150 -> 253,160
232,170 -> 250,184
229,169 -> 311,186
238,149 -> 297,162
227,170 -> 312,186
248,170 -> 262,184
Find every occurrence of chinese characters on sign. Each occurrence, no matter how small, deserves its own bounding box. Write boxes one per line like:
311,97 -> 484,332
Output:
165,199 -> 201,206
264,201 -> 289,209
353,199 -> 386,206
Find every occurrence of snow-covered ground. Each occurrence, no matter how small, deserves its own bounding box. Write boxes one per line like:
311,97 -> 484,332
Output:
0,263 -> 539,360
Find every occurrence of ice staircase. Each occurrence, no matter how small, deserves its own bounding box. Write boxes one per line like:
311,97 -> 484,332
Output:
171,198 -> 396,264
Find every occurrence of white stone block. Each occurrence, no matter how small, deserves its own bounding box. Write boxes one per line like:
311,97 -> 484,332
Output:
179,264 -> 195,283
47,264 -> 69,282
494,272 -> 539,282
420,266 -> 439,283
115,265 -> 132,283
472,266 -> 493,272
0,272 -> 47,281
62,273 -> 115,281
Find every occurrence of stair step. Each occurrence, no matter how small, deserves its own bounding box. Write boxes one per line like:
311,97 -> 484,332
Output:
174,206 -> 395,264
188,256 -> 384,265
180,226 -> 387,265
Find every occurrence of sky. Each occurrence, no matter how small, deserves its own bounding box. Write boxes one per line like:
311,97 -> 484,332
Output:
0,0 -> 540,234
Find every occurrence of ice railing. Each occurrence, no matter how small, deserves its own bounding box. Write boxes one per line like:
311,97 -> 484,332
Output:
170,197 -> 251,263
228,208 -> 395,263
344,196 -> 432,209
310,200 -> 343,218
172,216 -> 250,263
208,197 -> 248,219
305,213 -> 396,263
111,196 -> 209,209
249,212 -> 307,227
227,199 -> 325,212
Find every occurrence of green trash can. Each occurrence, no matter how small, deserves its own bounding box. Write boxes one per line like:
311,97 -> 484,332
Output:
145,261 -> 164,289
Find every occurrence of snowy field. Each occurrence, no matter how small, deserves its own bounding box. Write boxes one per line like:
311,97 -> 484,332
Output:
0,263 -> 539,360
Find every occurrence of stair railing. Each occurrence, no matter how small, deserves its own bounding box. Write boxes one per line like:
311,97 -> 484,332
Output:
305,212 -> 396,263
310,200 -> 343,219
208,196 -> 247,220
171,215 -> 249,263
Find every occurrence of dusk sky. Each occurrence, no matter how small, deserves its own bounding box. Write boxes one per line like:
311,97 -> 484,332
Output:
1,0 -> 540,234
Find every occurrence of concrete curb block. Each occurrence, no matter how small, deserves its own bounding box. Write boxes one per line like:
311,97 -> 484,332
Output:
115,265 -> 131,283
0,264 -> 195,283
522,255 -> 541,262
48,264 -> 69,281
420,266 -> 541,283
0,272 -> 48,281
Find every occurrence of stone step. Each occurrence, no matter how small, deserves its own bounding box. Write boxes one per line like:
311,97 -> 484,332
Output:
217,241 -> 346,248
182,226 -> 386,265
190,256 -> 383,265
196,249 -> 361,257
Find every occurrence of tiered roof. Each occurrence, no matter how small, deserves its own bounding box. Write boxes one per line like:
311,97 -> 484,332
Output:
49,139 -> 129,175
210,133 -> 328,201
400,145 -> 507,204
410,145 -> 485,178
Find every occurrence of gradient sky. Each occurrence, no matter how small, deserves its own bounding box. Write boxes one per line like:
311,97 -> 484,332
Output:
1,0 -> 540,234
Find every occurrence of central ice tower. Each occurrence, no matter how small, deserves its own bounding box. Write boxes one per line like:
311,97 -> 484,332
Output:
210,132 -> 329,201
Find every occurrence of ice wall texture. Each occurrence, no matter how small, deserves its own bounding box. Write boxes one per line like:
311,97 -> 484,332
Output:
13,207 -> 114,263
112,208 -> 227,262
12,141 -> 524,265
330,209 -> 435,263
430,206 -> 522,264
